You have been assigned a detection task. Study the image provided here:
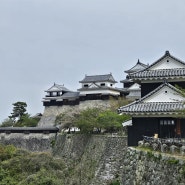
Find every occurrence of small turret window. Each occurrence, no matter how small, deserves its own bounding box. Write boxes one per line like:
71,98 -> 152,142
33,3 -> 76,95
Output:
101,83 -> 105,86
84,84 -> 88,87
167,60 -> 169,63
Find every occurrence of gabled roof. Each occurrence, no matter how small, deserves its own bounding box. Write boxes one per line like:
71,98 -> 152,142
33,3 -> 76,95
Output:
124,60 -> 148,74
60,91 -> 80,99
78,86 -> 122,92
130,68 -> 185,80
118,83 -> 185,115
45,83 -> 70,92
148,51 -> 185,70
127,83 -> 140,91
129,51 -> 185,80
79,73 -> 117,83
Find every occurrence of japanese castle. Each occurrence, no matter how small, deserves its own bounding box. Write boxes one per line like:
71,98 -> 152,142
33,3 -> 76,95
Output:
41,51 -> 185,145
119,51 -> 185,146
42,73 -> 122,106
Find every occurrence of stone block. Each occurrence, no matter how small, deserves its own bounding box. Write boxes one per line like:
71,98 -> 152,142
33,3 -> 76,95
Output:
180,146 -> 185,156
144,142 -> 150,147
152,143 -> 158,151
161,144 -> 168,153
170,145 -> 179,154
138,140 -> 144,146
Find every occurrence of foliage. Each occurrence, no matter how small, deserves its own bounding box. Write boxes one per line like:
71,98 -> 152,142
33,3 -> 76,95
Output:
0,118 -> 14,127
75,108 -> 101,133
55,110 -> 79,132
9,102 -> 27,122
14,114 -> 39,127
1,101 -> 40,127
109,179 -> 120,185
167,159 -> 179,165
1,115 -> 39,127
0,144 -> 17,161
74,108 -> 130,133
0,144 -> 66,185
97,110 -> 130,132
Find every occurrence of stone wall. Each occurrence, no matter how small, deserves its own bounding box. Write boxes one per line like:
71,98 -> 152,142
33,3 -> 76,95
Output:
0,133 -> 56,152
1,133 -> 185,184
38,100 -> 112,127
53,134 -> 127,185
121,147 -> 185,185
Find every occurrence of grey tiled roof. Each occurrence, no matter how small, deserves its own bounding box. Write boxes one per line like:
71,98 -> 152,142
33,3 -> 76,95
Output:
78,86 -> 121,92
61,92 -> 80,98
124,60 -> 148,74
79,74 -> 117,83
43,92 -> 80,101
118,102 -> 184,114
129,51 -> 185,80
118,83 -> 185,114
130,68 -> 185,79
46,83 -> 70,92
120,78 -> 133,83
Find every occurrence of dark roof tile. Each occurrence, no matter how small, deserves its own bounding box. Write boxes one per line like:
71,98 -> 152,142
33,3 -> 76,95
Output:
79,74 -> 117,83
118,83 -> 185,114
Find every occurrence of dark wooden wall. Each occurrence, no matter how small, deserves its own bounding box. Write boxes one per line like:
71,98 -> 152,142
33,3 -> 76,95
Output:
128,117 -> 159,146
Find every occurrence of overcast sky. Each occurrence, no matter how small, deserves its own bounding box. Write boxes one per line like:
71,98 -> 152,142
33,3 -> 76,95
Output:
1,0 -> 185,121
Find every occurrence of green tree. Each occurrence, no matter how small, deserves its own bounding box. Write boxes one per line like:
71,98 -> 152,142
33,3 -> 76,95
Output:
14,114 -> 39,127
55,111 -> 79,132
9,102 -> 27,122
0,118 -> 14,127
75,108 -> 101,133
97,110 -> 130,132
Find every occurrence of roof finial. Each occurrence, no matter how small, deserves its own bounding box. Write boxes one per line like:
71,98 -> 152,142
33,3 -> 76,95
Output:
54,82 -> 55,85
137,59 -> 140,64
165,50 -> 170,55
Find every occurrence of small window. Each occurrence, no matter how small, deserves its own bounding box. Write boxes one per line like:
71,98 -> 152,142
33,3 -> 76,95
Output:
84,84 -> 88,87
110,84 -> 113,86
167,60 -> 169,62
100,83 -> 105,86
165,91 -> 167,93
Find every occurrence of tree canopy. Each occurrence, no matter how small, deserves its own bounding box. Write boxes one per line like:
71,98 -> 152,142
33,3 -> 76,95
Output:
74,108 -> 130,133
1,101 -> 40,127
9,102 -> 27,122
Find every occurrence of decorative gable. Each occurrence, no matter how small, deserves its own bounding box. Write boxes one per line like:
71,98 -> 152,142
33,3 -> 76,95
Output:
89,83 -> 99,88
148,51 -> 185,70
149,56 -> 185,70
47,86 -> 61,92
129,51 -> 185,80
144,86 -> 185,103
118,83 -> 185,115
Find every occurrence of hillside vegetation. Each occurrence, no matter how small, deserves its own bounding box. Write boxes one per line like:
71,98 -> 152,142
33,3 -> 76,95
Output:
0,134 -> 125,185
0,144 -> 67,185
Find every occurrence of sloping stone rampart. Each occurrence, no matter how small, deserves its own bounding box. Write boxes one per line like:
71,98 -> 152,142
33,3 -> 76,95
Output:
0,133 -> 56,152
38,100 -> 112,127
1,133 -> 185,184
122,147 -> 185,185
